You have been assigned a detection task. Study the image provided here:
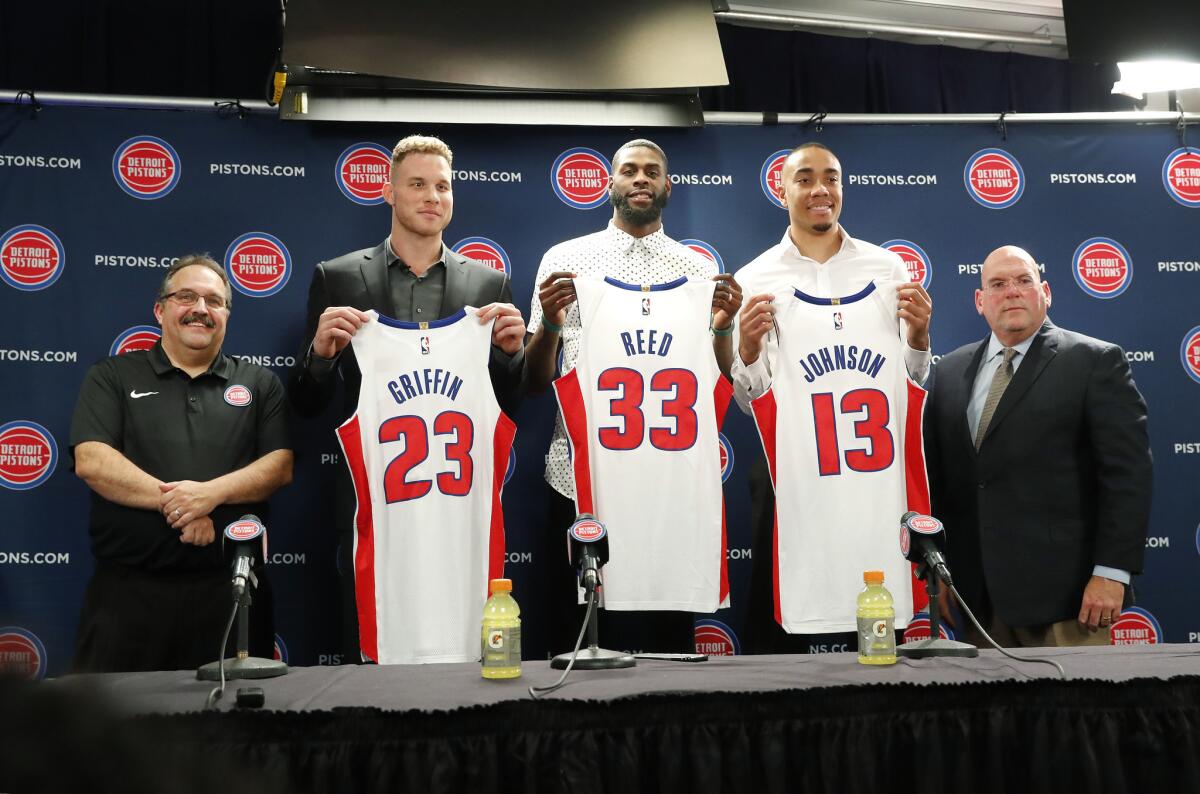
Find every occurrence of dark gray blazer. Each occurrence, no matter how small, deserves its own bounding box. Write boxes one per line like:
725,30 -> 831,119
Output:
923,319 -> 1152,627
288,241 -> 523,420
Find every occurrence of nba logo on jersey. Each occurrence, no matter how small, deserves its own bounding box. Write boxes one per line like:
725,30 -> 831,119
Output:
641,297 -> 651,316
420,336 -> 431,355
833,311 -> 843,330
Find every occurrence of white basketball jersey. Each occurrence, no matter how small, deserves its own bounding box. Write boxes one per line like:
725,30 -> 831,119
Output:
751,282 -> 930,634
337,309 -> 515,664
554,276 -> 733,612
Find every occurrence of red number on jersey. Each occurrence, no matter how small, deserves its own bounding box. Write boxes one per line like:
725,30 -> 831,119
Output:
598,367 -> 699,451
379,415 -> 432,502
380,411 -> 477,503
810,388 -> 894,476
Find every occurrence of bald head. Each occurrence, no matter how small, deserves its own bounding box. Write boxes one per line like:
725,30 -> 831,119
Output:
975,244 -> 1051,346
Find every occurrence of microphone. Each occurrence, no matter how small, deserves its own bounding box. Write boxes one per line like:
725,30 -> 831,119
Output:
566,514 -> 609,594
899,511 -> 954,585
224,515 -> 265,597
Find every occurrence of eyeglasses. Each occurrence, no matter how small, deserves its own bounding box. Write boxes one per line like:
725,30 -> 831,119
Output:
160,289 -> 229,310
983,277 -> 1038,294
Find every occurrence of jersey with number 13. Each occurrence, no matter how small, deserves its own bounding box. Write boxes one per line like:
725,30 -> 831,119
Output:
752,282 -> 930,634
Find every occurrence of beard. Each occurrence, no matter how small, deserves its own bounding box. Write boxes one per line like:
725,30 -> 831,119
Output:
610,188 -> 669,227
811,222 -> 834,233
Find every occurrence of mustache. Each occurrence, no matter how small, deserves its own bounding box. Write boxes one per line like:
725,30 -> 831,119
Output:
180,313 -> 216,328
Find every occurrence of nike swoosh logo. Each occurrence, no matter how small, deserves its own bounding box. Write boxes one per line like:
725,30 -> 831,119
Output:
129,390 -> 159,399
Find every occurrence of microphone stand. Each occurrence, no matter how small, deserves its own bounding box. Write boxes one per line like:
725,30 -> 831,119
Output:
550,571 -> 636,671
897,563 -> 979,659
197,572 -> 289,680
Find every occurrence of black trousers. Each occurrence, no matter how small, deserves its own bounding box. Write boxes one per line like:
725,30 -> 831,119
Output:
73,560 -> 275,673
542,487 -> 696,655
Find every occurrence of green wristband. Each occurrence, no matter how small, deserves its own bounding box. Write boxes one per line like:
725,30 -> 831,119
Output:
711,323 -> 733,337
542,316 -> 563,333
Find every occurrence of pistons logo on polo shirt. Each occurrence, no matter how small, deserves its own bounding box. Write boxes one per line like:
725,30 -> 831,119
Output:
224,385 -> 252,407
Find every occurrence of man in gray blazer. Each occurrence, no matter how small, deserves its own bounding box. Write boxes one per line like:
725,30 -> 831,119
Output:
924,244 -> 1151,647
289,135 -> 525,661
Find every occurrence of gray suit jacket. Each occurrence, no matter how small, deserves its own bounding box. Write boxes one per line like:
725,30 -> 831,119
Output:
288,240 -> 523,419
923,320 -> 1152,626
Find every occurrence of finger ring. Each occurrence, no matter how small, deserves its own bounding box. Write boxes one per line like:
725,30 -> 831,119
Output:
173,509 -> 181,517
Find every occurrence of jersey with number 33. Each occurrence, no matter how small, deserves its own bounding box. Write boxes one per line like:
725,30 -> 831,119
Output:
555,276 -> 733,613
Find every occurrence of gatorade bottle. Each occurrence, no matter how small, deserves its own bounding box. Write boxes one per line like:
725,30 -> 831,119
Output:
856,570 -> 897,665
481,578 -> 522,679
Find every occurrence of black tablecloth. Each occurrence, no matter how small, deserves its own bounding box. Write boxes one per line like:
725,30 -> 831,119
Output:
5,644 -> 1200,794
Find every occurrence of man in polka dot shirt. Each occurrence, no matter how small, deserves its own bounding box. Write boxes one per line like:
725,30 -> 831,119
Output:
524,138 -> 742,655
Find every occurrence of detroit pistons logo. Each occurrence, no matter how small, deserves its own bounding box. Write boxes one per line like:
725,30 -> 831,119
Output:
225,232 -> 291,298
452,237 -> 511,275
0,224 -> 65,292
335,143 -> 392,205
759,149 -> 791,209
226,519 -> 264,542
1073,237 -> 1132,299
0,627 -> 47,680
718,433 -> 734,483
551,148 -> 611,209
694,619 -> 740,656
881,239 -> 932,289
1110,607 -> 1161,645
224,385 -> 252,407
274,634 -> 289,664
679,239 -> 726,274
109,325 -> 161,356
0,421 -> 57,491
1180,326 -> 1200,384
902,613 -> 955,641
1162,147 -> 1200,208
112,135 -> 181,200
963,148 -> 1024,209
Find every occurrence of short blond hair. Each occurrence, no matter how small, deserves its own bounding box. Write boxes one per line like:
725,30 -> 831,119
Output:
391,135 -> 453,171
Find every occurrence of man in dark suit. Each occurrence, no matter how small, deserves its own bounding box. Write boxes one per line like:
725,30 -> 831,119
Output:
289,135 -> 525,661
924,245 -> 1151,647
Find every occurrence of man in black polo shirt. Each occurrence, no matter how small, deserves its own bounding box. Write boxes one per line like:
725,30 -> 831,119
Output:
70,255 -> 293,673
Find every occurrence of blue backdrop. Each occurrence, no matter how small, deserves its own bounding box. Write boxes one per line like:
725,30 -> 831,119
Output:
1,103 -> 1196,677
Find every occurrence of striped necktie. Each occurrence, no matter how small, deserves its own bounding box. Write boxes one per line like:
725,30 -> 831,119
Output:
974,347 -> 1016,450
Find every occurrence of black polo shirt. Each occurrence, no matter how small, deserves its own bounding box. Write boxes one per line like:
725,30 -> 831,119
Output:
69,342 -> 290,571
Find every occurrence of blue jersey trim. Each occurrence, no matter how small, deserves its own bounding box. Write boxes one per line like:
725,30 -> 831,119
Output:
603,275 -> 690,292
793,281 -> 877,306
375,308 -> 468,329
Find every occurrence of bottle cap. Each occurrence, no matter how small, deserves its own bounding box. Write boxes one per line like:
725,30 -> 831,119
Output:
863,570 -> 884,584
489,578 -> 512,593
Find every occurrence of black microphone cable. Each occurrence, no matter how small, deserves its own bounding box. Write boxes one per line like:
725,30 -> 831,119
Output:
948,583 -> 1066,680
528,588 -> 596,700
203,598 -> 241,710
